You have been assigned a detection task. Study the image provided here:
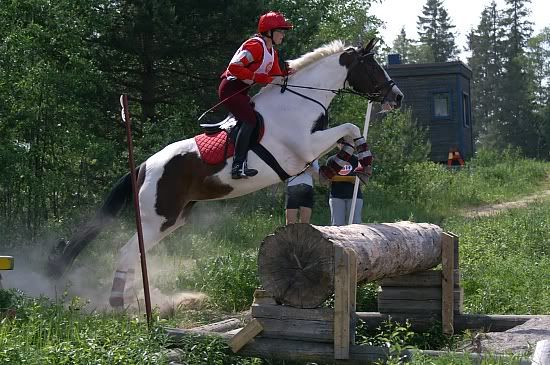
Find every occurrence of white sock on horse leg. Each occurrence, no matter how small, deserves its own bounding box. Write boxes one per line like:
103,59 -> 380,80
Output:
109,269 -> 127,308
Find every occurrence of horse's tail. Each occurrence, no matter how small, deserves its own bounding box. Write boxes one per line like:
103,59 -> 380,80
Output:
46,167 -> 138,279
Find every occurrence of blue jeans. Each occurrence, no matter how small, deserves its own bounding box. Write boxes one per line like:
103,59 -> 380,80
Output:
329,198 -> 363,226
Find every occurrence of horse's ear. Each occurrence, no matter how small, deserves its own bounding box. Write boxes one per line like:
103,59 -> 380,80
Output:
339,48 -> 357,67
364,38 -> 379,53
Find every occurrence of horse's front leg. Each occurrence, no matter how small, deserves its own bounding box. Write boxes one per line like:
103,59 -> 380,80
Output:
309,123 -> 372,180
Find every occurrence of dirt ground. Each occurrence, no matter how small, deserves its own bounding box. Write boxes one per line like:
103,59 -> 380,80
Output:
461,189 -> 550,218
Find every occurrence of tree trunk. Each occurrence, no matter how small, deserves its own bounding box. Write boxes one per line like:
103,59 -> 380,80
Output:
258,222 -> 443,308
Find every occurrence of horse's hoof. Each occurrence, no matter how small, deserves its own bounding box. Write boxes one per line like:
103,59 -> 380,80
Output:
109,295 -> 124,309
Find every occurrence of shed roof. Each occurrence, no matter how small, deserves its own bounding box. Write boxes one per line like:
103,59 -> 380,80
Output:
386,61 -> 472,79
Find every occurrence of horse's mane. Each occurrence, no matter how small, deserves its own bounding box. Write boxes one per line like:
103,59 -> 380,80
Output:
255,40 -> 346,96
287,40 -> 345,71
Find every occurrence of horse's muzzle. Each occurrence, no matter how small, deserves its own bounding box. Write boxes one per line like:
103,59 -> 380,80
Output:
382,85 -> 404,110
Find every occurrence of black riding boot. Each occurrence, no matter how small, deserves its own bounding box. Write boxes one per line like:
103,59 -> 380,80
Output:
231,122 -> 258,179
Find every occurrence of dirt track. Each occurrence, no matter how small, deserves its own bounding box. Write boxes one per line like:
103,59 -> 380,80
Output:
461,188 -> 550,218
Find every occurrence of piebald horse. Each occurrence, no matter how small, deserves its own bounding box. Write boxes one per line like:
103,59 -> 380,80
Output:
47,39 -> 403,307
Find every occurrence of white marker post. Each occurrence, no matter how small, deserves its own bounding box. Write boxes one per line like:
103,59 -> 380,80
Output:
348,102 -> 372,225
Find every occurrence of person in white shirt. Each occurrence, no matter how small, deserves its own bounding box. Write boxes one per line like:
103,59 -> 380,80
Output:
285,160 -> 319,224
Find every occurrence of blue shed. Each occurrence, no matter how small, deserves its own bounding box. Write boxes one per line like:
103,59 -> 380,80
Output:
385,58 -> 474,162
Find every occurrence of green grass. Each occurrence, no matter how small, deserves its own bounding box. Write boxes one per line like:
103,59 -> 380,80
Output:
443,200 -> 550,314
3,152 -> 549,364
0,291 -> 168,364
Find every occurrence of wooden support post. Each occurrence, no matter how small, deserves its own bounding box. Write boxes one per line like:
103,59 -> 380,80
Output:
229,319 -> 263,353
334,246 -> 356,359
441,233 -> 455,335
348,248 -> 358,345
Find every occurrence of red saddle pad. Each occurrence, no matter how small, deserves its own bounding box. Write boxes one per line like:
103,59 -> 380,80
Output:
195,131 -> 235,165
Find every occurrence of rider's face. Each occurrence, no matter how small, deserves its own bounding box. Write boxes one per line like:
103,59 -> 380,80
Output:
272,29 -> 285,45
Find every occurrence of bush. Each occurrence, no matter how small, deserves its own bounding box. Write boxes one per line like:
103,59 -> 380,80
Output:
368,108 -> 431,186
178,250 -> 259,312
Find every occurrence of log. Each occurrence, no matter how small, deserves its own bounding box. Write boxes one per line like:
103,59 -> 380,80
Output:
188,318 -> 241,333
356,312 -> 550,333
258,222 -> 442,308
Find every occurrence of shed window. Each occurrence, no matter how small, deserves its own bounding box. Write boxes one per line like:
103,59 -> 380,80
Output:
433,92 -> 451,118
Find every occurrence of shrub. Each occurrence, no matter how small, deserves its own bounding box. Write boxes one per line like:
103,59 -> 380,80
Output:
368,108 -> 431,187
178,250 -> 259,312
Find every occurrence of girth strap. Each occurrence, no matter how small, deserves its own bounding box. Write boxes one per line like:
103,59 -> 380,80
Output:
251,144 -> 291,181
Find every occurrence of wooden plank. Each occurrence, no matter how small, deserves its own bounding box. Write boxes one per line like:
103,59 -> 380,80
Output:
347,248 -> 358,345
378,287 -> 463,301
441,232 -> 455,335
0,256 -> 14,270
251,303 -> 334,321
334,245 -> 350,359
378,298 -> 462,314
258,318 -> 333,342
354,313 -> 550,333
379,269 -> 460,287
166,327 -> 389,364
229,319 -> 263,353
167,314 -> 550,341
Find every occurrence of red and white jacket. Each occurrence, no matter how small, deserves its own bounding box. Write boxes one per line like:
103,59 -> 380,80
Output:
222,36 -> 285,84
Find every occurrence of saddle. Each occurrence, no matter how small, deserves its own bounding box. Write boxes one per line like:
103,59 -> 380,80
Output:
195,113 -> 265,165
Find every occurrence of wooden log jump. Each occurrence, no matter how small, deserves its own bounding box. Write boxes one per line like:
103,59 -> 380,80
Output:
258,221 -> 443,308
166,223 -> 547,364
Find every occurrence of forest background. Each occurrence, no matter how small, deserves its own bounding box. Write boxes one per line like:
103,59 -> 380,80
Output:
0,0 -> 548,243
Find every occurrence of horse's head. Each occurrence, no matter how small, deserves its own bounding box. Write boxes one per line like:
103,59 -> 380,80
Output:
340,38 -> 403,111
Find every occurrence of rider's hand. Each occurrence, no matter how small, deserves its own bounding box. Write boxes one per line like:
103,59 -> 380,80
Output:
254,73 -> 274,84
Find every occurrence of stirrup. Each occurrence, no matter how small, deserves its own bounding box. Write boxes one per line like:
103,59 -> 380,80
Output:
232,161 -> 258,179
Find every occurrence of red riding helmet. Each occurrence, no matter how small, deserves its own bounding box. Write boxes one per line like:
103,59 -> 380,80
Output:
257,11 -> 293,33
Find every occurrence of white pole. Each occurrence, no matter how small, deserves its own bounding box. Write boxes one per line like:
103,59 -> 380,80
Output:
348,102 -> 373,225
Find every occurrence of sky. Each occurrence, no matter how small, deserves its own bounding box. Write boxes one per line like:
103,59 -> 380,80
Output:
370,0 -> 550,60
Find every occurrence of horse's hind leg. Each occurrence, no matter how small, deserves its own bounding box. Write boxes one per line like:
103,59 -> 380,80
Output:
109,203 -> 196,308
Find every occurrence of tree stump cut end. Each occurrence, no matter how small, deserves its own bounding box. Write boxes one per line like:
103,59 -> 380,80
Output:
258,224 -> 335,308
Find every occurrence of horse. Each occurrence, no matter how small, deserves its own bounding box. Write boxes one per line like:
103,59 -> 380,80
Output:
46,38 -> 403,308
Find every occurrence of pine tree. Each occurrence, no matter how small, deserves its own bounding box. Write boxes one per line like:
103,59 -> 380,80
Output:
416,0 -> 458,62
526,28 -> 550,158
498,0 -> 536,155
467,1 -> 506,146
392,27 -> 414,63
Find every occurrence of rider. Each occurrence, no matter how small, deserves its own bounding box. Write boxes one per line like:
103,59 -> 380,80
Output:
219,11 -> 293,179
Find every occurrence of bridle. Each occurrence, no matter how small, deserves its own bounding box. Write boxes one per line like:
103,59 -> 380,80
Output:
344,52 -> 396,102
271,50 -> 396,118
